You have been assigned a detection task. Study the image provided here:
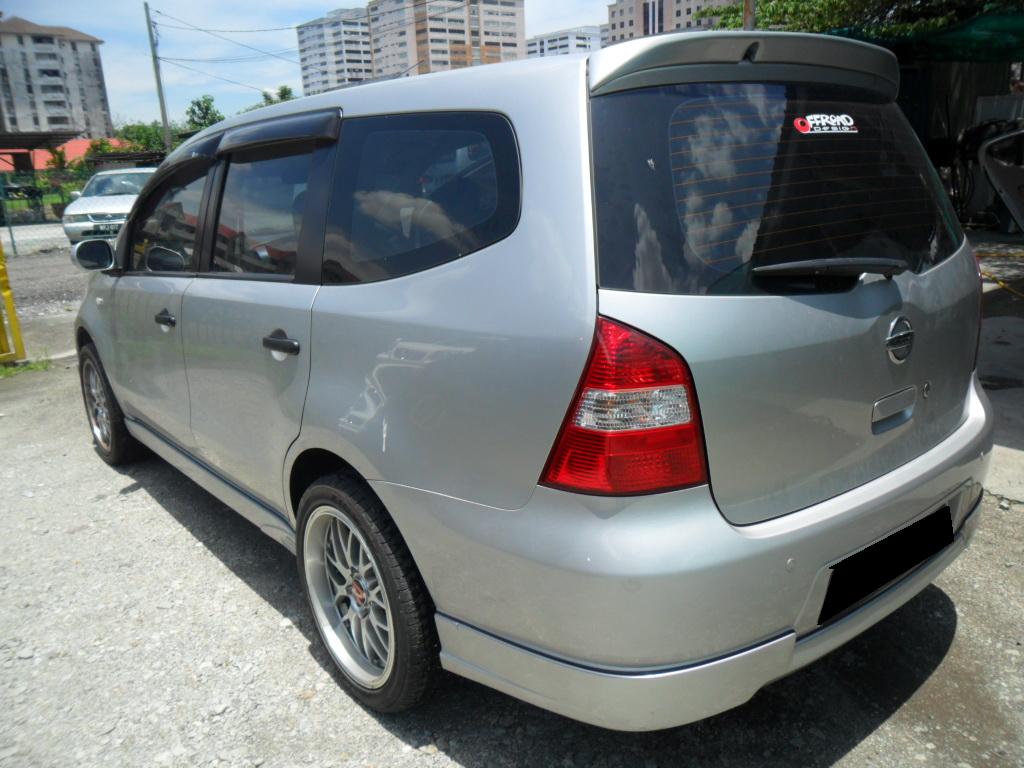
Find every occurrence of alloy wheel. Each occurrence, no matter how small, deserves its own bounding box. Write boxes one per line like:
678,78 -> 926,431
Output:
303,505 -> 395,688
82,359 -> 112,452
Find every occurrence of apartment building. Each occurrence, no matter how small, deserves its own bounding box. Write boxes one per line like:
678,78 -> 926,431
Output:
0,17 -> 113,138
298,1 -> 525,92
297,8 -> 373,96
526,26 -> 603,58
371,0 -> 524,77
605,0 -> 730,44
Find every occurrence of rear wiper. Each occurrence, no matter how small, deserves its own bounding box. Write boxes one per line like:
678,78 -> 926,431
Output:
752,257 -> 910,279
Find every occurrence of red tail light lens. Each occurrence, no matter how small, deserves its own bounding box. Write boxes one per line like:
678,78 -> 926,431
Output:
541,317 -> 708,495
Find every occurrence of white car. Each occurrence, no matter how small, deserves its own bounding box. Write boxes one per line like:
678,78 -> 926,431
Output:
62,168 -> 155,244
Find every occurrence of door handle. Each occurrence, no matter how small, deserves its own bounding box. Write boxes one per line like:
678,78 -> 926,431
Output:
871,386 -> 916,434
262,329 -> 300,356
154,309 -> 176,327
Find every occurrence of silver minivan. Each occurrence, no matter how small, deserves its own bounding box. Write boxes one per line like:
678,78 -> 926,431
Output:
73,32 -> 993,731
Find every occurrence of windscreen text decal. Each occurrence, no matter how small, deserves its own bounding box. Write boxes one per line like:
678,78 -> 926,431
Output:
793,114 -> 859,134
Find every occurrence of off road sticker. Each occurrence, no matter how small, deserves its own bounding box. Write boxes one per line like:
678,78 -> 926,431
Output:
793,114 -> 859,134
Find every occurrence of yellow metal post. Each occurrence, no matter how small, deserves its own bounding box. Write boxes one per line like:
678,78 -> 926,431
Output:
0,241 -> 27,364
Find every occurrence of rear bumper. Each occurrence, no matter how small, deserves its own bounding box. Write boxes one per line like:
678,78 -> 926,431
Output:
437,503 -> 980,732
371,375 -> 993,730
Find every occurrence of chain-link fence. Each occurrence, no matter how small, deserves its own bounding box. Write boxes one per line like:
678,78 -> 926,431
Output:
0,154 -> 162,258
0,167 -> 93,258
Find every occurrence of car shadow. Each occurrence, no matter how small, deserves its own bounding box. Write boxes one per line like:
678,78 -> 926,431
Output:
115,457 -> 959,768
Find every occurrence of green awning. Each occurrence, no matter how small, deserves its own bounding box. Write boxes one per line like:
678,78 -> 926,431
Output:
833,12 -> 1024,62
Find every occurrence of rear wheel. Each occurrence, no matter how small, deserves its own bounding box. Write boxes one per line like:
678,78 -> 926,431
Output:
296,473 -> 438,712
78,343 -> 143,465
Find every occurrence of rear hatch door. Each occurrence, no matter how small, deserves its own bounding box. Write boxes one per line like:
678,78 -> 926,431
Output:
591,80 -> 979,525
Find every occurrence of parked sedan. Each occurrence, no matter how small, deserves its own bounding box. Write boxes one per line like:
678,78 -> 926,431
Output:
62,168 -> 155,244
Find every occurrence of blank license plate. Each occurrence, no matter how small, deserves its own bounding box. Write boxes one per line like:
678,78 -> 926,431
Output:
818,506 -> 953,625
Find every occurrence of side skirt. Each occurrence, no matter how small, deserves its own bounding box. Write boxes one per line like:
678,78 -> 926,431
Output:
125,416 -> 297,553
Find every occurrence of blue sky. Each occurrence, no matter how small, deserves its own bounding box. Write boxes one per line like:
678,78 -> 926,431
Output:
6,0 -> 607,126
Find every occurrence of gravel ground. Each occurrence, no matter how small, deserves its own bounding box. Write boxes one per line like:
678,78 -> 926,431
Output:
1,224 -> 69,261
0,367 -> 1022,767
4,249 -> 87,321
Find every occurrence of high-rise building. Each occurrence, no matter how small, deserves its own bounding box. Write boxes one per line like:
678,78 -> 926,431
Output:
605,0 -> 730,45
370,0 -> 525,77
0,17 -> 114,138
526,26 -> 603,58
298,1 -> 525,93
297,8 -> 373,96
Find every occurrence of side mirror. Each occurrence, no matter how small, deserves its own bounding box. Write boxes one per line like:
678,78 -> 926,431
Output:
146,246 -> 187,272
69,190 -> 82,200
72,239 -> 115,271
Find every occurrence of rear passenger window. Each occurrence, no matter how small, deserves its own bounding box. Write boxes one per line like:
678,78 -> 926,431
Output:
129,168 -> 208,273
324,112 -> 520,284
211,146 -> 314,278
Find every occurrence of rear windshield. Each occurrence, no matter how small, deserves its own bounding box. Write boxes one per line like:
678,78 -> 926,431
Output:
592,83 -> 964,295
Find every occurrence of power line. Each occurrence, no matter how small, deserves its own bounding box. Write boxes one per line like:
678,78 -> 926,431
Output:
152,9 -> 301,65
153,0 -> 474,92
162,50 -> 299,64
151,0 -> 469,37
151,22 -> 297,33
158,58 -> 267,93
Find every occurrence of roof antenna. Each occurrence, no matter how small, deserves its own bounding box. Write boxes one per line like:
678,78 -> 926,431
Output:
742,42 -> 760,63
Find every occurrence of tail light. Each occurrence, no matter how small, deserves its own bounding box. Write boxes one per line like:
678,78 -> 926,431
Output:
541,317 -> 708,495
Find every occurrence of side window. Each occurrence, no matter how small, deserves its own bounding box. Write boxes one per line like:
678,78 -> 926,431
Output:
129,168 -> 208,272
324,112 -> 520,284
210,146 -> 314,278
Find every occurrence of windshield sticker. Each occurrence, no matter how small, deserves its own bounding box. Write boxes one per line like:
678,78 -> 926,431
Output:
793,114 -> 858,134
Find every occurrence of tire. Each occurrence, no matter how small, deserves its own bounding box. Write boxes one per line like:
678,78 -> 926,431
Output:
296,472 -> 438,712
78,342 -> 144,466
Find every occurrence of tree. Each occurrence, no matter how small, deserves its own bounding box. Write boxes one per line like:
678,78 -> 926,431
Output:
86,138 -> 115,157
185,95 -> 225,130
243,84 -> 298,113
45,147 -> 68,170
117,121 -> 171,152
701,0 -> 1024,36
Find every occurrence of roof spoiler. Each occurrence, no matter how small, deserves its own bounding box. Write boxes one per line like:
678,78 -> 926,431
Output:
588,31 -> 900,99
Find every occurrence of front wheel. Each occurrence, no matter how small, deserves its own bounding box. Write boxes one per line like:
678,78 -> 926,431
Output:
296,473 -> 438,712
78,342 -> 143,465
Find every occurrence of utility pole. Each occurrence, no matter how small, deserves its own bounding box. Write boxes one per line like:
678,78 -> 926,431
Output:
144,2 -> 173,152
743,0 -> 756,30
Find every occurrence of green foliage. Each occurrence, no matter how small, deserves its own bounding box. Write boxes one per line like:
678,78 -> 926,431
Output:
699,0 -> 1024,36
185,94 -> 225,130
45,148 -> 67,170
0,359 -> 52,379
117,121 -> 170,152
86,139 -> 115,157
243,84 -> 298,113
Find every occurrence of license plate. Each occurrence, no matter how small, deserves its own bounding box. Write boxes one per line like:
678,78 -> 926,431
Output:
88,225 -> 119,235
819,506 -> 953,624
